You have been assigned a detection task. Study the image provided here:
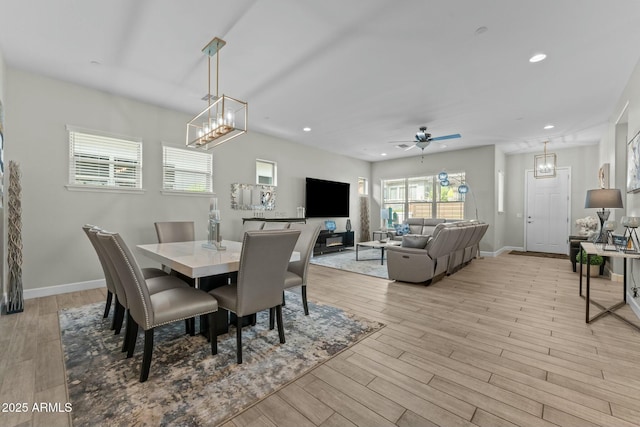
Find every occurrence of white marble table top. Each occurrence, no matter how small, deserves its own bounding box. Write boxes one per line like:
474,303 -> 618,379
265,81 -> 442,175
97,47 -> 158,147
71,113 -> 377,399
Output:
137,240 -> 300,279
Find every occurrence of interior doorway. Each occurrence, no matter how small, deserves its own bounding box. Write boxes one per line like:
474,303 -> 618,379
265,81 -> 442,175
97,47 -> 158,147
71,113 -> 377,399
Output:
525,168 -> 570,254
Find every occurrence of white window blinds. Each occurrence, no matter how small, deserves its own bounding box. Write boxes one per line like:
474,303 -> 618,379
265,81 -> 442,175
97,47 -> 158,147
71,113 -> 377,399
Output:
163,146 -> 213,193
68,127 -> 142,189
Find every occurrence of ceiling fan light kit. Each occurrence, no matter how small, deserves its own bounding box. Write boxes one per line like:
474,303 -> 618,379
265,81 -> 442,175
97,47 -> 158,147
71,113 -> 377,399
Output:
389,126 -> 461,161
186,37 -> 248,150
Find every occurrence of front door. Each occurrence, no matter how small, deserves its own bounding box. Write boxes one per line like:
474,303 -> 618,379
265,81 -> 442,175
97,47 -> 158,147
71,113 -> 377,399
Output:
525,168 -> 570,254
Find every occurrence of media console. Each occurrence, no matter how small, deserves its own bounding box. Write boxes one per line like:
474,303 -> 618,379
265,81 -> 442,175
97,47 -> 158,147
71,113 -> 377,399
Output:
314,230 -> 354,255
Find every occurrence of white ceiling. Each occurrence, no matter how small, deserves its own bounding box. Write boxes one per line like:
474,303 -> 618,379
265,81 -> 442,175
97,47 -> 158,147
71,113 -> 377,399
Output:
1,0 -> 640,161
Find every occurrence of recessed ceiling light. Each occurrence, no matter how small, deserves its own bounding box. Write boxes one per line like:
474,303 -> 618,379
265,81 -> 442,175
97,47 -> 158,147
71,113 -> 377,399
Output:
529,53 -> 547,63
303,127 -> 311,132
381,153 -> 387,156
544,124 -> 555,130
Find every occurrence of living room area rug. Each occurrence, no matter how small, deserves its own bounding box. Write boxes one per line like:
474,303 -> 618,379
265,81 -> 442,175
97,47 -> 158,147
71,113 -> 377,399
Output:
60,294 -> 383,426
309,248 -> 389,279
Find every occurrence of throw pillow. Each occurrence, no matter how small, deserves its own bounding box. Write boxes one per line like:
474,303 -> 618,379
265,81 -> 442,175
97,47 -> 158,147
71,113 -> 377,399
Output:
401,235 -> 430,249
401,223 -> 410,235
394,223 -> 410,236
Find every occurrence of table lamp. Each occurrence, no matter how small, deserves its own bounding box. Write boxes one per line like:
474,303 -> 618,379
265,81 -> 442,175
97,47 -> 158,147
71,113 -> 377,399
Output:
584,188 -> 623,243
380,209 -> 389,231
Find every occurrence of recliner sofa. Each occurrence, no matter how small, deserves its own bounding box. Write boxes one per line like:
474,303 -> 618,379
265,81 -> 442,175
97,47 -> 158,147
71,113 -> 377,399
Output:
386,220 -> 488,284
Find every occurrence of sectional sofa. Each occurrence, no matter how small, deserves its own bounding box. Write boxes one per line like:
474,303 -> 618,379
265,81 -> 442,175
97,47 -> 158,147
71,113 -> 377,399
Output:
386,219 -> 488,284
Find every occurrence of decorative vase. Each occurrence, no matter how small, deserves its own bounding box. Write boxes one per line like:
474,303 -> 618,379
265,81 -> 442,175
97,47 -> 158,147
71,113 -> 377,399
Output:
4,161 -> 23,314
346,219 -> 351,231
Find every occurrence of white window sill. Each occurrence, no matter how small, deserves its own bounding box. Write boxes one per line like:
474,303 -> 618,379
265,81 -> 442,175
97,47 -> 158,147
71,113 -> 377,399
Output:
161,190 -> 214,197
65,184 -> 146,194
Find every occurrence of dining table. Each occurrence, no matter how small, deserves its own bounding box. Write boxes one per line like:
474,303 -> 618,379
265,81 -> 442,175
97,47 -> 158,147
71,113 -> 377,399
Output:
136,239 -> 300,335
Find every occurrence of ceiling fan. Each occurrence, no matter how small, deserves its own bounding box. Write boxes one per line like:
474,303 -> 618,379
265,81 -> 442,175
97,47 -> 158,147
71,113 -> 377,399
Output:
389,126 -> 462,154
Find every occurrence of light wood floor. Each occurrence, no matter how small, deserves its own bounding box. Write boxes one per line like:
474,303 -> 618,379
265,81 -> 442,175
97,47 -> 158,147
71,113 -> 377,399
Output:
2,253 -> 640,427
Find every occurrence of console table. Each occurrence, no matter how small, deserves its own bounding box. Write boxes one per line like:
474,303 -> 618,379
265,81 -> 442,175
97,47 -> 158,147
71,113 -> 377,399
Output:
579,242 -> 640,331
242,217 -> 306,223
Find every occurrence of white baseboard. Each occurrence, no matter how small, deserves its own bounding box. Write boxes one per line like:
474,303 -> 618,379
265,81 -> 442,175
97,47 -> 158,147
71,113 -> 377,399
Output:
23,279 -> 106,300
481,246 -> 523,258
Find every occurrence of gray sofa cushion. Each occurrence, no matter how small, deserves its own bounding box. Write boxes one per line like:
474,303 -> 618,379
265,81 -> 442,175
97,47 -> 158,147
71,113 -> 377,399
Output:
402,235 -> 430,249
423,218 -> 446,226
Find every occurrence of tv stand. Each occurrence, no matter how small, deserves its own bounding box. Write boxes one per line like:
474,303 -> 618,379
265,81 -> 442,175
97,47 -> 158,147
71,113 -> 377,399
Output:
314,230 -> 354,255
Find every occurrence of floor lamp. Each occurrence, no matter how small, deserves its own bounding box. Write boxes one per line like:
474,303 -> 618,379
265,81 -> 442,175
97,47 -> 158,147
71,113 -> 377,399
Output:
584,188 -> 623,243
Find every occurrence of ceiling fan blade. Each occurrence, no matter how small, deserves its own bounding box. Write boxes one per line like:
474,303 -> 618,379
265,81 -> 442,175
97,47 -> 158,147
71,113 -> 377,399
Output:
387,140 -> 416,144
404,144 -> 417,151
430,133 -> 461,142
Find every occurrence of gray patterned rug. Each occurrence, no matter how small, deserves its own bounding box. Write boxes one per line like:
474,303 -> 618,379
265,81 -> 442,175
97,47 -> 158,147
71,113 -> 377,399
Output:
60,294 -> 383,426
310,248 -> 390,279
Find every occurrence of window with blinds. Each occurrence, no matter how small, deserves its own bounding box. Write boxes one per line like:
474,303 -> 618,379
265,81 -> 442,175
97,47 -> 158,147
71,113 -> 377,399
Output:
382,172 -> 466,221
162,146 -> 213,193
68,127 -> 142,189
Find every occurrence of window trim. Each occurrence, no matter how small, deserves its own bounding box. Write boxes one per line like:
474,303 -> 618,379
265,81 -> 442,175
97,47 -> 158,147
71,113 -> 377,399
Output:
66,125 -> 144,192
161,145 -> 214,196
256,159 -> 277,186
381,172 -> 466,221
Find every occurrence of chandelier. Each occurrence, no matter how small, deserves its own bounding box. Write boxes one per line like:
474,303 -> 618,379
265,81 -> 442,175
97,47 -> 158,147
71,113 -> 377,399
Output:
186,37 -> 247,150
534,141 -> 556,178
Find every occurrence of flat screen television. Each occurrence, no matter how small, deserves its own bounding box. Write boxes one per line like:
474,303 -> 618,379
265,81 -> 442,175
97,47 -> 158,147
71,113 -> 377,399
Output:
305,177 -> 350,218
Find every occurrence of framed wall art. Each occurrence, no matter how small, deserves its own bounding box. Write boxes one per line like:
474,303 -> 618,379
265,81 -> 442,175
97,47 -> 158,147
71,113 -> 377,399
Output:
598,163 -> 610,189
627,130 -> 640,193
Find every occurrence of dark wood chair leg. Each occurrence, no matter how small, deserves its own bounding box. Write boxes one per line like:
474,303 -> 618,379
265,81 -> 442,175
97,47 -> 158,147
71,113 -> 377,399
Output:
103,291 -> 113,318
188,318 -> 195,336
111,297 -> 121,330
276,305 -> 285,344
282,290 -> 286,307
126,321 -> 139,358
208,312 -> 217,355
113,301 -> 125,335
140,329 -> 154,383
122,312 -> 135,353
302,286 -> 309,315
269,307 -> 275,330
236,317 -> 243,364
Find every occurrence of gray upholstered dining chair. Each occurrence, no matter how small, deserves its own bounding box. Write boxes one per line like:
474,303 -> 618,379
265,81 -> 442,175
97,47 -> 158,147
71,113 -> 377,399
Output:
87,226 -> 193,356
154,221 -> 195,244
209,229 -> 300,364
282,223 -> 321,315
154,220 -> 196,274
83,225 -> 167,332
97,230 -> 219,382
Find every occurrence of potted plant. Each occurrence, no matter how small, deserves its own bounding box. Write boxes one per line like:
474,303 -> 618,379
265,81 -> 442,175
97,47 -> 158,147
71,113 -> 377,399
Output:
575,249 -> 603,276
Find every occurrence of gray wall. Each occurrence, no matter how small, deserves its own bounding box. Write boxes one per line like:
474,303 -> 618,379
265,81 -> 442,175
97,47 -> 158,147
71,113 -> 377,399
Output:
370,145 -> 496,252
0,49 -> 5,301
5,68 -> 370,291
504,144 -> 599,249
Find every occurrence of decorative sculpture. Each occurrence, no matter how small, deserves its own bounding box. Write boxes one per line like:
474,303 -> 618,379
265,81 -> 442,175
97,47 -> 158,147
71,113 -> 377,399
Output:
359,196 -> 370,243
5,161 -> 23,314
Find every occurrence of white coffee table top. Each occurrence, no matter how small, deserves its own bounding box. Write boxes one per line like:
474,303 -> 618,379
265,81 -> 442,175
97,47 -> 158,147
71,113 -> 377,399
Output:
357,240 -> 401,249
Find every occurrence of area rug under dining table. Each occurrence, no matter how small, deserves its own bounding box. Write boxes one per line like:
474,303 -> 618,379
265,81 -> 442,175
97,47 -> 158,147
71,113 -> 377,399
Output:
60,294 -> 383,426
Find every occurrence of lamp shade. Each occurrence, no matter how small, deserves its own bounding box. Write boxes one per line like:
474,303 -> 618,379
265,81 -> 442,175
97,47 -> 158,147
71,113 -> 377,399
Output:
584,189 -> 623,209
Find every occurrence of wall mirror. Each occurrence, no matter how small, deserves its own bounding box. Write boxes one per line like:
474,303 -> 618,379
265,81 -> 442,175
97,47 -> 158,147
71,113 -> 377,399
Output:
231,183 -> 276,210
